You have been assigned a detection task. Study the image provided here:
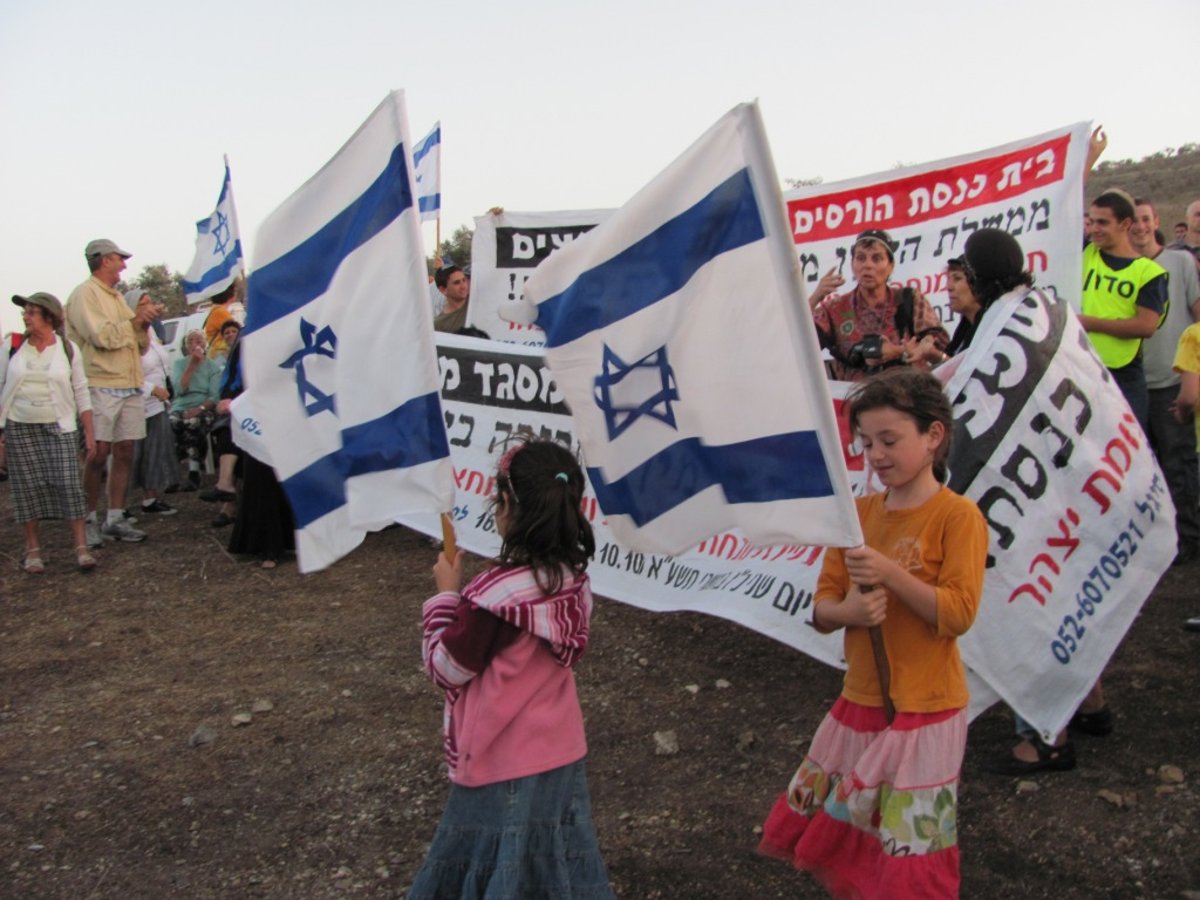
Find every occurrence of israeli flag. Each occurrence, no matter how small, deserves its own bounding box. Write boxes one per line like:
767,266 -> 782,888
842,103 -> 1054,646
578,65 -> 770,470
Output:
243,90 -> 454,573
182,160 -> 245,304
506,102 -> 861,555
413,121 -> 440,223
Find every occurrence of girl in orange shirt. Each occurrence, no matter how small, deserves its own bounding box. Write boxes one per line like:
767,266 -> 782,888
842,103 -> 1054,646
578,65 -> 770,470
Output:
760,368 -> 987,899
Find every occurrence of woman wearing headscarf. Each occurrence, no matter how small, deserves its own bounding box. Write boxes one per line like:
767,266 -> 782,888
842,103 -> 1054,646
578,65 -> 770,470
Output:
0,293 -> 96,573
903,228 -> 1032,366
124,289 -> 179,514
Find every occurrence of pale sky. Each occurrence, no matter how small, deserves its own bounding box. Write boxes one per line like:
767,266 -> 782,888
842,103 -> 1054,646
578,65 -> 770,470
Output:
2,0 -> 1196,337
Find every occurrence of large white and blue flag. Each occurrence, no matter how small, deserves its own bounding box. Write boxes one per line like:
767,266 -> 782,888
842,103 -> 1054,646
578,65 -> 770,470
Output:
505,102 -> 861,555
182,158 -> 245,304
413,121 -> 440,223
241,90 -> 455,573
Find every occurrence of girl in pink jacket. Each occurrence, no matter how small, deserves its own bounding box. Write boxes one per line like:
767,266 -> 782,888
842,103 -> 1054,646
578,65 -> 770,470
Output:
408,440 -> 613,899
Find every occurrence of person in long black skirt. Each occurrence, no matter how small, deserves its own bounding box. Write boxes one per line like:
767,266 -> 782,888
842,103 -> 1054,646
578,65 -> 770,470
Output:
216,336 -> 294,569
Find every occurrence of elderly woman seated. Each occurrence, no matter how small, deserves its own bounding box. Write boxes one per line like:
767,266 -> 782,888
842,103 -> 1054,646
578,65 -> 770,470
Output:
169,329 -> 222,490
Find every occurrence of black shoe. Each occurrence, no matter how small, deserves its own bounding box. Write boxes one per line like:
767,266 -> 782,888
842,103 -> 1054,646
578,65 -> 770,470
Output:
141,499 -> 178,516
1184,616 -> 1200,633
986,737 -> 1076,775
164,483 -> 181,494
1069,705 -> 1113,736
211,512 -> 234,528
199,488 -> 237,503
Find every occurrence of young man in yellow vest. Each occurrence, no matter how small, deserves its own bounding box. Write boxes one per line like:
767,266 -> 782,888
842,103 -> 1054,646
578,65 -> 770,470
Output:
1078,188 -> 1168,430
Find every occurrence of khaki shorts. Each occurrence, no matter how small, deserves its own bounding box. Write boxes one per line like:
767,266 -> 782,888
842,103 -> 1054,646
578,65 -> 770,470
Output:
90,390 -> 146,443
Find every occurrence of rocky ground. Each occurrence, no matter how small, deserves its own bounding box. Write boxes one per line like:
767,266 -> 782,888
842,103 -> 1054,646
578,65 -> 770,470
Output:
1,484 -> 1198,898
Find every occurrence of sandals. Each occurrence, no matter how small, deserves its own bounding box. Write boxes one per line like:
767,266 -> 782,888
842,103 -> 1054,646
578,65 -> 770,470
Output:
1069,705 -> 1113,736
22,548 -> 45,575
986,736 -> 1076,775
76,545 -> 98,573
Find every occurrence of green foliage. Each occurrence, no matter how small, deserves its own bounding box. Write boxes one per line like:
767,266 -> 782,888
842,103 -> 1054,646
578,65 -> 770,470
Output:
430,225 -> 473,271
132,264 -> 188,317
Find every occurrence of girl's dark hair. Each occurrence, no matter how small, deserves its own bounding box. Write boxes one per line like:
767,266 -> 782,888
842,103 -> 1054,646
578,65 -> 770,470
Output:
494,439 -> 595,594
846,368 -> 954,483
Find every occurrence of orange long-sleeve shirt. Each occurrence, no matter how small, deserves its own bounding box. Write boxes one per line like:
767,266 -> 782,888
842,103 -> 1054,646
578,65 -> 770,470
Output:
815,486 -> 987,713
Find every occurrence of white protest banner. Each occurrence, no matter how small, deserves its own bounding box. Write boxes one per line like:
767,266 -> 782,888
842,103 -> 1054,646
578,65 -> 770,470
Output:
468,208 -> 611,346
783,123 -> 1092,324
944,285 -> 1175,738
403,332 -> 850,671
402,326 -> 1166,730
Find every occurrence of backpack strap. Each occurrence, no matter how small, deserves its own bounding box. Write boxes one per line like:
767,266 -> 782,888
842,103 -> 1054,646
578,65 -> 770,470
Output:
7,333 -> 74,365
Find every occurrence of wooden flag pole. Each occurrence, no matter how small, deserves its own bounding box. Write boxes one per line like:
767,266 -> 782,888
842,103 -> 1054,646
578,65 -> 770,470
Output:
868,622 -> 896,725
440,512 -> 457,563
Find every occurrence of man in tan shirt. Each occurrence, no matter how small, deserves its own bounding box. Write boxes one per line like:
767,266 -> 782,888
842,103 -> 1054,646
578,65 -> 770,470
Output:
65,239 -> 161,546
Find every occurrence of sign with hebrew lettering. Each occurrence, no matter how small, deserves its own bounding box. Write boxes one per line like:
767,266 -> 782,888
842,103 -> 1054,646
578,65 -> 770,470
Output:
398,326 -> 1168,734
468,209 -> 612,346
783,122 -> 1092,322
403,331 -> 851,668
943,286 -> 1174,738
468,125 -> 1091,347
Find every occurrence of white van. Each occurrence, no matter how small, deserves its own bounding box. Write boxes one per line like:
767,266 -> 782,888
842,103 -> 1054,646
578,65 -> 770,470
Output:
159,309 -> 212,371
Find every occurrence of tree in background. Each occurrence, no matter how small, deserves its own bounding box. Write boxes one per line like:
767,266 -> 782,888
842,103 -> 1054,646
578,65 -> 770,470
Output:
130,264 -> 188,317
430,225 -> 473,272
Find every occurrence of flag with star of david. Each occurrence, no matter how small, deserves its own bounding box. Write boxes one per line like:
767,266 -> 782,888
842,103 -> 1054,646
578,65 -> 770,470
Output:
506,102 -> 862,555
240,90 -> 454,573
182,158 -> 245,304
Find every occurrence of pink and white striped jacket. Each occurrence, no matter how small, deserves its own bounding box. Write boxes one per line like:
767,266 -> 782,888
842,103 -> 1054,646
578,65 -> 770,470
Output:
421,565 -> 592,786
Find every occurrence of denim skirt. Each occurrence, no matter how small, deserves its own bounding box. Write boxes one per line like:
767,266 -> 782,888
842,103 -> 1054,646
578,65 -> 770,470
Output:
407,758 -> 613,899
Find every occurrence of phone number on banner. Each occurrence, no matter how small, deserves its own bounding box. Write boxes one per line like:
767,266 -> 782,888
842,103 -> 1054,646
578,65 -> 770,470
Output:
1049,478 -> 1167,665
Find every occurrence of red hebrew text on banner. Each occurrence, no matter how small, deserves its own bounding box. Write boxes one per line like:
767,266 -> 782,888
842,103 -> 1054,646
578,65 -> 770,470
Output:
786,135 -> 1071,241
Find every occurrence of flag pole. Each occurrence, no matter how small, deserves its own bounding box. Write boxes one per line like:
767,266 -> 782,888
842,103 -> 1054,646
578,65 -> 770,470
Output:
434,122 -> 442,257
440,513 -> 457,562
741,101 -> 893,720
223,153 -> 246,288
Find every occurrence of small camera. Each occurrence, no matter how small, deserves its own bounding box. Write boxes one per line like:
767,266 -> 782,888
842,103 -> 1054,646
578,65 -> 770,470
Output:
846,333 -> 884,369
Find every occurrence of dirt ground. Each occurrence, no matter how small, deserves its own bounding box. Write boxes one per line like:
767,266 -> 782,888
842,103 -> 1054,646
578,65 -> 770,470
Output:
1,482 -> 1198,899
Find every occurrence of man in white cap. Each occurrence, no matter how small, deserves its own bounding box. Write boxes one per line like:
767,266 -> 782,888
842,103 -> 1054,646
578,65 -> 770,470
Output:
65,239 -> 162,546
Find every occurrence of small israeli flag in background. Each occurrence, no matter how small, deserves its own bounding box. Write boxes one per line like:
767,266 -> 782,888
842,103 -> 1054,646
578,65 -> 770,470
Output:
182,159 -> 244,304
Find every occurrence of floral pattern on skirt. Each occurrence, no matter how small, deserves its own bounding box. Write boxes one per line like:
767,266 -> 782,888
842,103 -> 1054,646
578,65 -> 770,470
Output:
759,697 -> 965,899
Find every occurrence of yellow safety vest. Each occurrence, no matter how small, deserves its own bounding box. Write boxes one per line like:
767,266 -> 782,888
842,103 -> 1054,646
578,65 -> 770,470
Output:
1081,244 -> 1166,369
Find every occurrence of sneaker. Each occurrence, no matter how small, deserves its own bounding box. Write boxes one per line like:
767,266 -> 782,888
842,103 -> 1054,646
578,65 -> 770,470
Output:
199,487 -> 237,503
101,519 -> 147,543
140,499 -> 178,516
85,520 -> 106,549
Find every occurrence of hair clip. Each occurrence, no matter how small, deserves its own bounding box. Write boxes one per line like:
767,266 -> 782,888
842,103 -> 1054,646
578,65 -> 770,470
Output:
555,472 -> 568,482
497,443 -> 523,478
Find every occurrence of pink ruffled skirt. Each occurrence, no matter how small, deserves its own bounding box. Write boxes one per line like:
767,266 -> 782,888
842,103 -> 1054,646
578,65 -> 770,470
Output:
759,697 -> 966,899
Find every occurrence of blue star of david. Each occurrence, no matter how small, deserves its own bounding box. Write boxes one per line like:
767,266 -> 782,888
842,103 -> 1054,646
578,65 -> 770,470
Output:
279,318 -> 338,417
592,344 -> 679,441
211,211 -> 230,257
